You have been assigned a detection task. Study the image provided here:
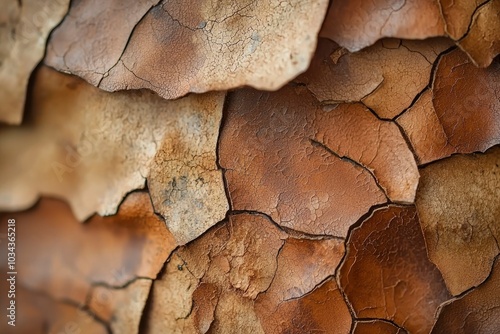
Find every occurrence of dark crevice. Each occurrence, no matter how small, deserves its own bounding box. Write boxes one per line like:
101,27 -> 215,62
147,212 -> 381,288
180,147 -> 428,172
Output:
431,253 -> 499,330
215,92 -> 234,214
17,284 -> 112,334
310,138 -> 390,202
391,46 -> 457,166
281,274 -> 335,303
81,187 -> 148,225
335,202 -> 392,334
418,143 -> 500,169
456,0 -> 492,42
137,279 -> 155,334
451,253 -> 500,300
358,102 -> 387,122
255,241 -> 286,299
97,0 -> 162,87
229,209 -> 344,240
392,45 -> 456,121
90,276 -> 153,291
394,121 -> 421,166
355,317 -> 408,332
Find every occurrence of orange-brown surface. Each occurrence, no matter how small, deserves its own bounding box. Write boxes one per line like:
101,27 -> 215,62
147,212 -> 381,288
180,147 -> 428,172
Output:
1,1 -> 499,333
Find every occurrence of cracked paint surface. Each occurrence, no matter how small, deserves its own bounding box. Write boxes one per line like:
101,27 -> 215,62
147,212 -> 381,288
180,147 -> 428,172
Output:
220,85 -> 418,237
416,146 -> 500,296
1,1 -> 500,333
298,37 -> 453,119
320,0 -> 445,52
397,48 -> 500,164
45,0 -> 329,100
142,212 -> 348,333
339,205 -> 451,334
431,256 -> 500,333
320,0 -> 500,67
0,66 -> 228,243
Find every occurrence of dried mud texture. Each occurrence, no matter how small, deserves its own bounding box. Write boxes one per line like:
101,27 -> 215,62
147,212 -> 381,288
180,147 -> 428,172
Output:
0,0 -> 69,124
88,279 -> 152,334
439,0 -> 488,40
353,320 -> 407,334
416,146 -> 500,296
320,0 -> 500,68
143,213 -> 349,333
256,278 -> 352,334
254,241 -> 351,334
339,205 -> 451,334
298,38 -> 452,119
147,95 -> 228,244
0,193 -> 174,307
320,0 -> 444,52
46,0 -> 157,86
0,66 -> 228,243
457,1 -> 500,68
220,86 -> 418,237
46,0 -> 329,100
397,49 -> 500,165
431,256 -> 500,334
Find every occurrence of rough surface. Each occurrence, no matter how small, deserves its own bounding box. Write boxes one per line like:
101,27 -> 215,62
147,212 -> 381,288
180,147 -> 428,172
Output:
416,146 -> 500,296
0,66 -> 228,243
143,213 -> 286,334
339,205 -> 451,334
147,93 -> 228,244
46,0 -> 157,86
0,193 -> 175,306
46,0 -> 330,100
220,86 -> 418,237
397,49 -> 500,164
320,0 -> 499,67
320,0 -> 444,52
439,0 -> 488,40
0,0 -> 69,124
299,38 -> 452,119
256,278 -> 352,334
457,0 -> 500,67
2,1 -> 500,332
254,240 -> 349,334
431,256 -> 500,334
143,213 -> 347,333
